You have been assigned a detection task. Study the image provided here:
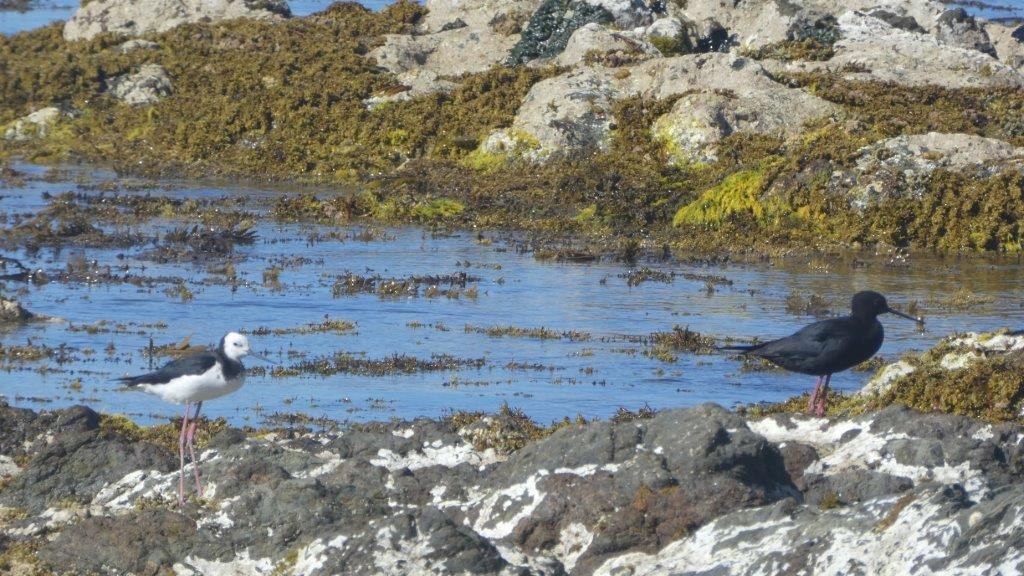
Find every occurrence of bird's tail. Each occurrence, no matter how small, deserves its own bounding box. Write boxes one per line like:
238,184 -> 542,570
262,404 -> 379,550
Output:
715,343 -> 763,352
113,375 -> 141,386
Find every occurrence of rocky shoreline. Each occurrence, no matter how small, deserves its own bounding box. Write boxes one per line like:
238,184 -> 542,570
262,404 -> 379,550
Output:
2,0 -> 1024,254
2,390 -> 1023,575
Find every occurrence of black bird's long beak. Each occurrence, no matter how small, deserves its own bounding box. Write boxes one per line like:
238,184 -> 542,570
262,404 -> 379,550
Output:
887,307 -> 924,324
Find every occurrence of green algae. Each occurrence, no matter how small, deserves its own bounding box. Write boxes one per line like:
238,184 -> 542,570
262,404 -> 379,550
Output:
672,169 -> 786,228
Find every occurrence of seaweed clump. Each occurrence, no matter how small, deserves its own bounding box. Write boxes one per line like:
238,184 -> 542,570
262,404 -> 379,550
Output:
99,413 -> 229,454
450,402 -> 586,454
746,331 -> 1024,423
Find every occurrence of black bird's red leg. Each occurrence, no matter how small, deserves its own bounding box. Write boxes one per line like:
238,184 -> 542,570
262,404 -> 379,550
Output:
815,374 -> 832,417
807,376 -> 823,414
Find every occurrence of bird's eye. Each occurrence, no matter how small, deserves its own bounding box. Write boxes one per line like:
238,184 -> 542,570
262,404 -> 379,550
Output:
235,342 -> 242,347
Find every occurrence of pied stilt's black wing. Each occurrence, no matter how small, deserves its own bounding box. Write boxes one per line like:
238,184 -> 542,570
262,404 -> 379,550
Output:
117,351 -> 218,386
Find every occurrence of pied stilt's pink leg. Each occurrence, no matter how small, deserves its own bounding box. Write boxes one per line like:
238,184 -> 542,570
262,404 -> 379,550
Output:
807,376 -> 823,414
815,374 -> 832,417
185,401 -> 204,498
178,401 -> 190,507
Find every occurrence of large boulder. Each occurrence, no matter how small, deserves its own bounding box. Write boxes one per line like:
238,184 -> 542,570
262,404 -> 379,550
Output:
782,11 -> 1024,89
652,88 -> 837,163
483,53 -> 836,161
837,132 -> 1024,210
456,404 -> 798,573
106,64 -> 173,106
63,0 -> 290,41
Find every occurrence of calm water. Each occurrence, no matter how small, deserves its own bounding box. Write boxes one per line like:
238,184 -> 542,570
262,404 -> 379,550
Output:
2,0 -> 1022,37
1,163 -> 1022,427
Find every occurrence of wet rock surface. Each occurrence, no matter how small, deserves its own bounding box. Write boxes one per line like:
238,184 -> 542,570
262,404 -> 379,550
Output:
3,399 -> 1024,574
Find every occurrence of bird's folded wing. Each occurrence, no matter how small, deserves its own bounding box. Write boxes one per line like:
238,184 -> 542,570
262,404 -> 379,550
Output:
121,352 -> 218,385
757,319 -> 855,364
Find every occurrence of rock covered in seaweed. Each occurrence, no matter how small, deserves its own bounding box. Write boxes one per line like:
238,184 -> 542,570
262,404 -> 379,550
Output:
483,53 -> 837,162
781,10 -> 1024,89
839,132 -> 1024,210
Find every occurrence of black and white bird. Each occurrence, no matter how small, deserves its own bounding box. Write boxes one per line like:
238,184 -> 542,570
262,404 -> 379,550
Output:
118,332 -> 257,505
722,291 -> 922,416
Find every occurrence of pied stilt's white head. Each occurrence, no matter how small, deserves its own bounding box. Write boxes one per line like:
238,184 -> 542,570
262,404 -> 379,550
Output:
220,332 -> 251,361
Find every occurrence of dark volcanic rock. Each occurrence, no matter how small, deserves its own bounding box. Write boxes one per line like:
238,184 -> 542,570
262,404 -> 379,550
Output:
4,401 -> 1024,575
41,509 -> 198,575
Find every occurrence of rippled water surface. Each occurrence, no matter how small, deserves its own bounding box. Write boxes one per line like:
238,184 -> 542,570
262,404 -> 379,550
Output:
1,163 -> 1022,426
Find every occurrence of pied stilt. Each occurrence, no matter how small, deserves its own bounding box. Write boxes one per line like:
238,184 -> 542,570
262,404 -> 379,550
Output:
118,332 -> 260,505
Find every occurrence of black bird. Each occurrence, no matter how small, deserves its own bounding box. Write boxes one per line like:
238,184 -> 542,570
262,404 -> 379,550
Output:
724,291 -> 922,416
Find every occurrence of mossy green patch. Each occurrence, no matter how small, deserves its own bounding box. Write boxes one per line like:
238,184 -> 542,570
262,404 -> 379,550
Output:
672,168 -> 786,227
410,198 -> 465,221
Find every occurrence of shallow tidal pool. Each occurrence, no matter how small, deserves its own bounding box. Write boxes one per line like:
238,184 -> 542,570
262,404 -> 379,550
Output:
1,163 -> 1023,427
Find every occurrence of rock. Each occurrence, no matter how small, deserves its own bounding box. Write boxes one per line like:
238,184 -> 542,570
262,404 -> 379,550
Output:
363,69 -> 459,108
934,7 -> 995,56
419,0 -> 542,35
782,11 -> 1024,89
840,132 -> 1024,210
652,87 -> 837,163
461,404 -> 798,573
487,53 -> 835,161
985,21 -> 1024,73
865,8 -> 925,33
671,0 -> 798,49
41,509 -> 198,574
371,27 -> 518,78
553,23 -> 660,67
106,64 -> 172,106
749,404 -> 1024,503
114,39 -> 159,54
64,0 -> 289,41
0,297 -> 35,322
646,16 -> 682,40
5,395 -> 1024,575
505,0 -> 615,66
592,483 -> 1024,575
582,0 -> 652,29
0,414 -> 174,514
860,330 -> 1024,396
2,107 -> 65,141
